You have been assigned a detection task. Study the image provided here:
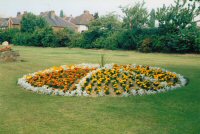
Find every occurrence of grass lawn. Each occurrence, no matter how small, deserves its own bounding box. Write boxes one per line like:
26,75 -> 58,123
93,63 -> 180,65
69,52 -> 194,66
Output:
0,46 -> 200,134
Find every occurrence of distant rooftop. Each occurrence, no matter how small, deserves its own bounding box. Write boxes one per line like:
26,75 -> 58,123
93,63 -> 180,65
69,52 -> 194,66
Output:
10,11 -> 27,25
0,18 -> 9,27
71,10 -> 94,25
40,11 -> 77,31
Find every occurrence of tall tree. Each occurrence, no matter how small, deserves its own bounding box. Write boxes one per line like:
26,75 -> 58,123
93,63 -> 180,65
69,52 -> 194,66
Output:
21,13 -> 48,33
77,13 -> 122,49
148,9 -> 156,28
120,2 -> 149,49
156,0 -> 200,33
121,2 -> 149,30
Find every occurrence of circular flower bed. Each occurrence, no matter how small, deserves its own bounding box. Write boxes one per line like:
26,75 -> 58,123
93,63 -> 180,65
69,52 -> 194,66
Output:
18,63 -> 187,97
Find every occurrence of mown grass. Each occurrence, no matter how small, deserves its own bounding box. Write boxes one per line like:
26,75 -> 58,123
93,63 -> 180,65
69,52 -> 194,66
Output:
0,46 -> 200,134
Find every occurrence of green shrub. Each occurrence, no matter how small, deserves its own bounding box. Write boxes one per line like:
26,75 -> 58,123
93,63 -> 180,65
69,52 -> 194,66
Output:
91,32 -> 120,50
32,27 -> 56,47
72,13 -> 122,49
138,38 -> 153,53
69,34 -> 84,48
161,27 -> 200,53
0,28 -> 20,44
12,32 -> 33,46
151,36 -> 165,52
54,28 -> 75,47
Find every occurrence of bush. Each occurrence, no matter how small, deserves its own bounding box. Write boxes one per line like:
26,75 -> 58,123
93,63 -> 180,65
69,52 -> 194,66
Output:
69,34 -> 84,48
12,32 -> 33,46
72,14 -> 122,49
81,29 -> 104,48
90,32 -> 120,50
151,36 -> 165,52
153,27 -> 200,53
0,13 -> 77,48
32,27 -> 56,47
54,28 -> 75,47
138,38 -> 153,53
0,29 -> 20,44
0,21 -> 78,47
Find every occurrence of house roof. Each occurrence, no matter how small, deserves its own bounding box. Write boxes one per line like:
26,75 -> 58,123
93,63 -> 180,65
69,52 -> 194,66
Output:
64,16 -> 73,22
10,17 -> 22,25
9,12 -> 23,25
71,10 -> 94,25
0,18 -> 9,27
40,11 -> 77,31
0,16 -> 22,28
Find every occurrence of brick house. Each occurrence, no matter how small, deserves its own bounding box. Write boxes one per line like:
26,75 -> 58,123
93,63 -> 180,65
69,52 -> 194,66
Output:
0,12 -> 24,29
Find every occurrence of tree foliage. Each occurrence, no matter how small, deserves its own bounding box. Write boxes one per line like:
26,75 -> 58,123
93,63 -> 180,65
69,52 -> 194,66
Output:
21,13 -> 48,33
148,9 -> 156,28
121,2 -> 149,30
0,28 -> 20,43
73,13 -> 122,49
55,28 -> 75,47
156,0 -> 199,33
151,0 -> 200,53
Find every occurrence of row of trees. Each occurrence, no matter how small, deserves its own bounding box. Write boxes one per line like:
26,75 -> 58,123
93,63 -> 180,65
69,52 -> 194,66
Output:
73,0 -> 200,53
0,0 -> 200,53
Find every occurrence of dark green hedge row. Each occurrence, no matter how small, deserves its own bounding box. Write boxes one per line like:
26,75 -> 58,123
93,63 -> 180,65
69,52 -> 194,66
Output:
0,25 -> 199,53
70,26 -> 200,53
0,27 -> 75,48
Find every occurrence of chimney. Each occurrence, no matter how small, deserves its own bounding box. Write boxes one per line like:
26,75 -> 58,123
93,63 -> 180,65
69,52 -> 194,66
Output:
49,11 -> 56,18
24,11 -> 27,15
84,10 -> 90,14
17,12 -> 21,17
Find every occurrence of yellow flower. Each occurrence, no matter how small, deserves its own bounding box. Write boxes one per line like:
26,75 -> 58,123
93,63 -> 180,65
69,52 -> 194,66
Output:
86,90 -> 91,94
97,81 -> 101,85
116,89 -> 122,94
26,75 -> 32,79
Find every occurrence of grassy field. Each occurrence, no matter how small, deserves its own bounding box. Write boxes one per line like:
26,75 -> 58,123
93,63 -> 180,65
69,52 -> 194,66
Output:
0,46 -> 200,134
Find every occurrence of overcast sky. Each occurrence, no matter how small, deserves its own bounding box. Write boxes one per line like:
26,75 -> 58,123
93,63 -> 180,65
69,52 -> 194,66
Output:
0,0 -> 176,17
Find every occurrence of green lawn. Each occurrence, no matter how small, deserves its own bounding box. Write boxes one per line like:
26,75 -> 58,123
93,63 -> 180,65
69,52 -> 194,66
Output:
0,46 -> 200,134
